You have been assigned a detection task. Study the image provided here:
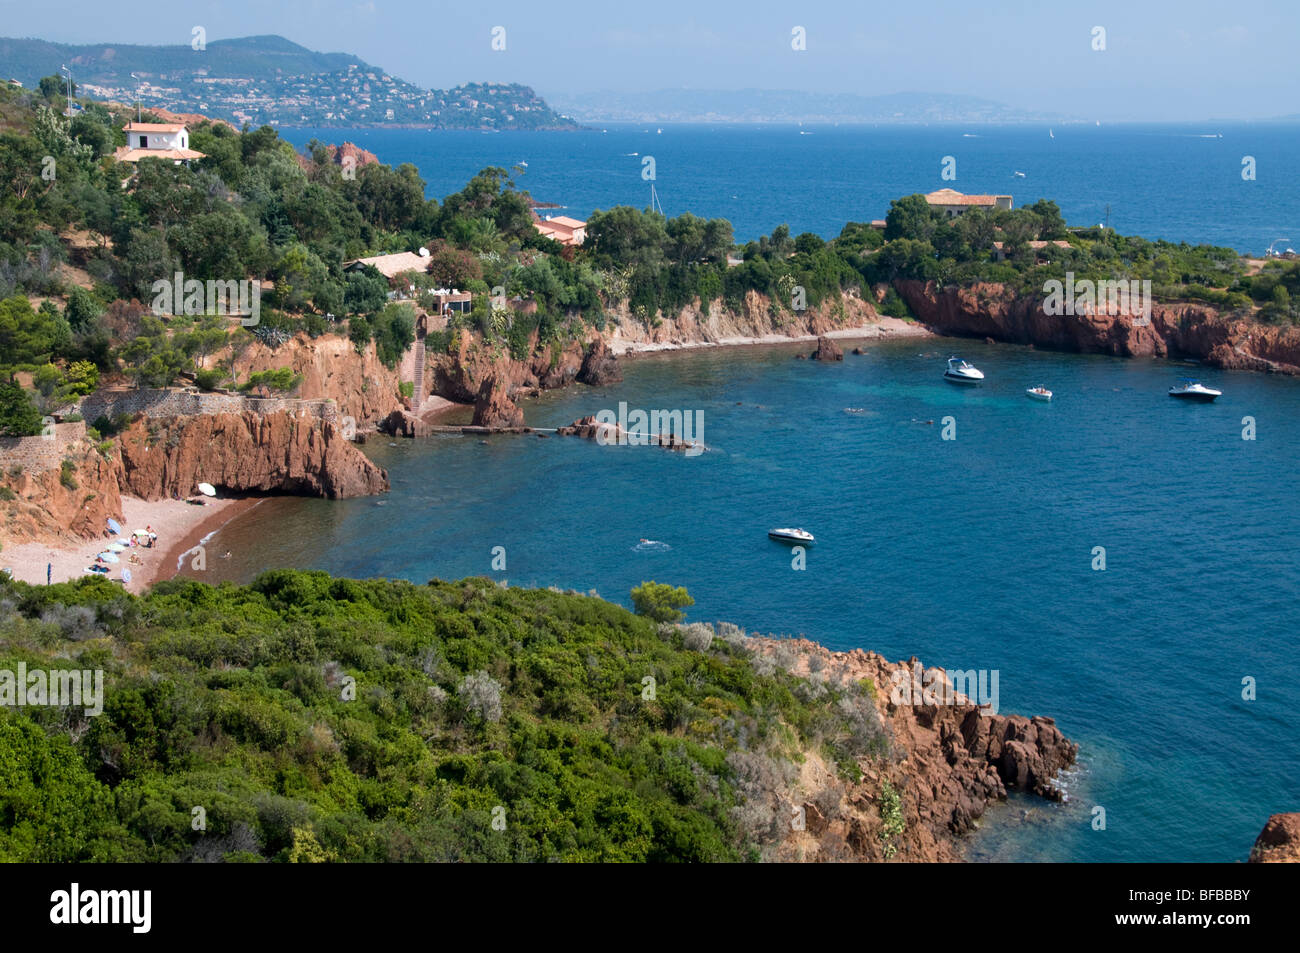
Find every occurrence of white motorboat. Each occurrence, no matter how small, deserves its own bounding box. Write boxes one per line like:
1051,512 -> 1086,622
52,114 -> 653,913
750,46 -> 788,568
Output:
1026,386 -> 1053,401
943,357 -> 984,384
1168,380 -> 1222,402
768,528 -> 814,545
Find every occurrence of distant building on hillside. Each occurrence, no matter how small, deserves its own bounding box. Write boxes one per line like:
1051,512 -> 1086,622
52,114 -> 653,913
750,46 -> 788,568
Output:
429,290 -> 473,315
533,215 -> 586,246
924,188 -> 1013,218
992,240 -> 1071,262
342,251 -> 431,280
113,122 -> 206,164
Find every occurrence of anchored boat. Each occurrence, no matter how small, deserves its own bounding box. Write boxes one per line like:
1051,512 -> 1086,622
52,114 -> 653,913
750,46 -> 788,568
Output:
943,357 -> 984,384
768,528 -> 814,545
1169,380 -> 1222,402
1026,386 -> 1053,401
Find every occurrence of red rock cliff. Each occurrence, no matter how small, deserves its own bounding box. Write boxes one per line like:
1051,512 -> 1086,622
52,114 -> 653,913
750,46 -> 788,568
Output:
116,411 -> 388,500
895,280 -> 1300,374
746,637 -> 1078,862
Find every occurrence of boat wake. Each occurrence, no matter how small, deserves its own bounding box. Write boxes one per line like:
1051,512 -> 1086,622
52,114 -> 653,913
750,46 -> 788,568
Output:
633,539 -> 671,552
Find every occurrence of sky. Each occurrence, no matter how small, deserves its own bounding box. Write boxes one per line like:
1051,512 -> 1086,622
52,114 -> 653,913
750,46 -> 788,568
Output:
1,0 -> 1297,121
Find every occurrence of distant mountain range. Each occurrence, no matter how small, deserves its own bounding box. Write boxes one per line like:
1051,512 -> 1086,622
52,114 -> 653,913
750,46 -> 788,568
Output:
547,88 -> 1070,124
0,34 -> 581,129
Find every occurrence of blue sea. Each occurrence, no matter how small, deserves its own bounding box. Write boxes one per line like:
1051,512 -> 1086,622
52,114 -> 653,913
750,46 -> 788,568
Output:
190,338 -> 1300,863
281,122 -> 1300,254
186,124 -> 1300,861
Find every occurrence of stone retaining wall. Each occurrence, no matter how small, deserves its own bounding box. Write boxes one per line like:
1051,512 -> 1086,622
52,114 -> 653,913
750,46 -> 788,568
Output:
0,421 -> 88,474
79,389 -> 338,424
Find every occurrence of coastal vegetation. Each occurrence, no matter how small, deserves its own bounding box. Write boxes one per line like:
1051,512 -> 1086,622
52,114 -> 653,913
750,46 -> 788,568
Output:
2,76 -> 1298,435
0,571 -> 892,862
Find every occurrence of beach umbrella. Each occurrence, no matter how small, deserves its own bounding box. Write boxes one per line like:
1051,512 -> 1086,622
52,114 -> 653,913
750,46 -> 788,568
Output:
97,552 -> 120,563
134,529 -> 150,537
197,482 -> 217,497
106,517 -> 123,535
107,543 -> 127,553
121,568 -> 132,585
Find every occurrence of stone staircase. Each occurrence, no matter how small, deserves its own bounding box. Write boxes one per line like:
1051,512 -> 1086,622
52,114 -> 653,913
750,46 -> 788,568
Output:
409,336 -> 425,415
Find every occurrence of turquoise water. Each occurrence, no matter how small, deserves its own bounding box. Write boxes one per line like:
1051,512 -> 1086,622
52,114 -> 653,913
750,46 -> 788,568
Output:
280,122 -> 1300,253
190,339 -> 1300,862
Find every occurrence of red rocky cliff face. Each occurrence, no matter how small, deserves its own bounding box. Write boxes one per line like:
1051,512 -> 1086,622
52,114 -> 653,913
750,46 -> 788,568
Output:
746,638 -> 1078,862
895,280 -> 1300,374
1249,813 -> 1300,862
117,411 -> 388,500
0,447 -> 124,546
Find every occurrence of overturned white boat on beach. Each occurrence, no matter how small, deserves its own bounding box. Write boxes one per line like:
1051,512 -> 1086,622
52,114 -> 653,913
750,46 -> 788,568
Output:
768,528 -> 814,544
943,357 -> 984,384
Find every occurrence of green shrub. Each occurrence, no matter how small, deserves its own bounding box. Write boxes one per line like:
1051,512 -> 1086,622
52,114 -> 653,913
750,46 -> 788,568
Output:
194,368 -> 224,391
630,581 -> 694,624
58,459 -> 77,490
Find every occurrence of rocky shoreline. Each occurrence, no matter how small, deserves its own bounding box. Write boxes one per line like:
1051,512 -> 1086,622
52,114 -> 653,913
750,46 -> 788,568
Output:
742,636 -> 1078,861
894,279 -> 1300,374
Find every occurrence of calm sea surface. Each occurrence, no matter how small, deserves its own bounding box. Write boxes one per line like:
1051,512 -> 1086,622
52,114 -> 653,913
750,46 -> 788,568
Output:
187,338 -> 1300,863
280,122 -> 1300,253
195,124 -> 1300,860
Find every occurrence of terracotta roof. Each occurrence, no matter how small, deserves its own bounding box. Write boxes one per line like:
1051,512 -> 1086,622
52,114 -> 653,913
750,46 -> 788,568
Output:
343,251 -> 430,279
992,240 -> 1071,250
113,146 -> 206,162
545,216 -> 586,230
124,122 -> 187,133
533,221 -> 584,246
924,188 -> 1011,206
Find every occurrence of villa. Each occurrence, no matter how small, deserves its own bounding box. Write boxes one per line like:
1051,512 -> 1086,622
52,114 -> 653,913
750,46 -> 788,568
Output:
533,215 -> 587,246
924,188 -> 1013,217
113,122 -> 206,164
342,251 -> 432,280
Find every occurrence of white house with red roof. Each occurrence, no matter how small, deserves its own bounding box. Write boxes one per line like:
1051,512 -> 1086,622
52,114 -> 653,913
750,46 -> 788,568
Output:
113,122 -> 206,164
924,188 -> 1013,217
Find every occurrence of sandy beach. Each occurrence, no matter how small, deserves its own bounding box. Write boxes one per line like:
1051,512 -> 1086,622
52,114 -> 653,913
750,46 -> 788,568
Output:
609,316 -> 931,355
2,495 -> 261,594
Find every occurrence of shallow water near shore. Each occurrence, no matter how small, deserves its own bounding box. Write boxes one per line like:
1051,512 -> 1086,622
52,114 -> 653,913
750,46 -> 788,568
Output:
186,338 -> 1300,862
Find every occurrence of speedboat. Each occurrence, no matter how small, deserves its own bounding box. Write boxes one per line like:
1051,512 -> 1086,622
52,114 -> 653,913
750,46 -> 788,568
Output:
768,528 -> 814,545
1026,386 -> 1053,401
1168,380 -> 1222,402
943,357 -> 984,384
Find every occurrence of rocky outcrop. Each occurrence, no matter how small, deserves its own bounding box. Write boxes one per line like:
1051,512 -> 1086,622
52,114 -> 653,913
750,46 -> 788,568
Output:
471,377 -> 525,429
556,415 -> 703,454
429,328 -> 586,404
605,288 -> 882,349
227,333 -> 405,432
746,638 -> 1077,862
116,411 -> 388,500
293,141 -> 381,175
895,279 -> 1300,374
1249,813 -> 1300,862
0,445 -> 123,545
576,337 -> 623,385
380,409 -> 431,438
810,336 -> 843,361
